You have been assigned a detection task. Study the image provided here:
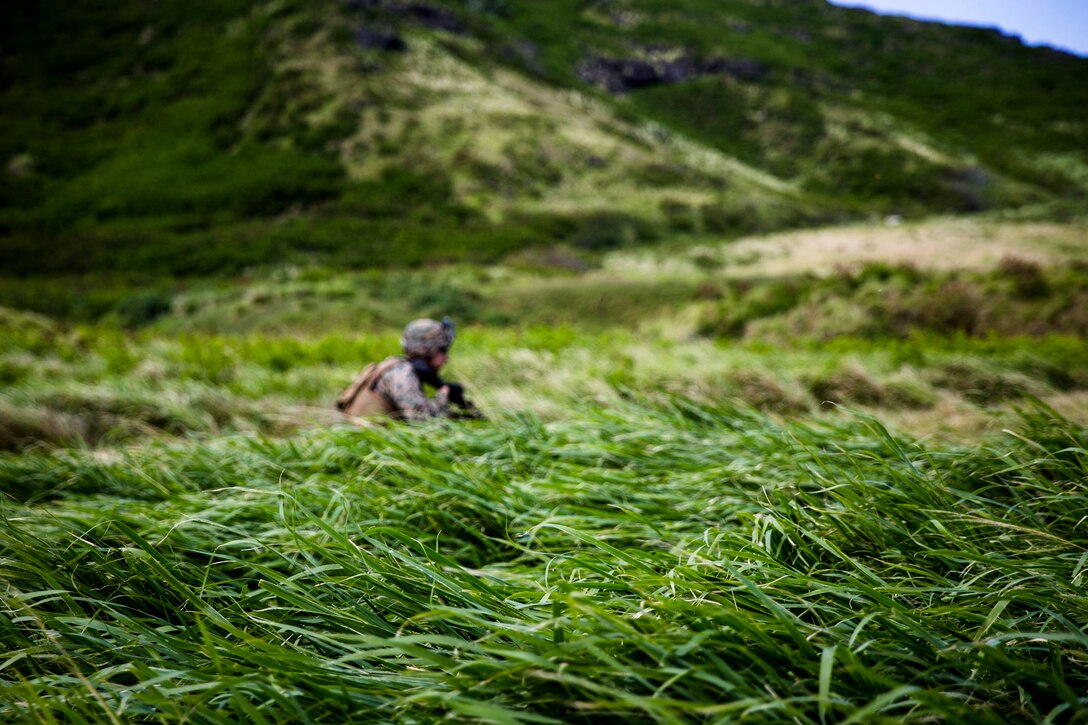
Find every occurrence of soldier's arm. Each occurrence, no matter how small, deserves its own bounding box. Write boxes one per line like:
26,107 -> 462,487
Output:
377,362 -> 450,420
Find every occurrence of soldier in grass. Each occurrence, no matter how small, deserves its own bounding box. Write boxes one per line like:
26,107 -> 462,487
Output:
336,317 -> 479,421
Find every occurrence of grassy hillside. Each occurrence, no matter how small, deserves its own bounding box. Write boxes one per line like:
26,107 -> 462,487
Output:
2,0 -> 1086,276
3,216 -> 1088,452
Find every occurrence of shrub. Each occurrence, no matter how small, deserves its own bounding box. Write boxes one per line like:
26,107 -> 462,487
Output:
700,200 -> 759,236
633,163 -> 684,187
886,279 -> 981,337
847,262 -> 925,288
882,372 -> 939,409
504,212 -> 578,242
570,211 -> 658,251
999,256 -> 1050,299
113,290 -> 173,328
411,284 -> 482,322
1007,351 -> 1080,392
930,360 -> 1041,405
0,402 -> 82,451
337,168 -> 461,219
660,199 -> 696,232
502,245 -> 591,273
804,363 -> 886,406
700,279 -> 811,338
728,370 -> 811,414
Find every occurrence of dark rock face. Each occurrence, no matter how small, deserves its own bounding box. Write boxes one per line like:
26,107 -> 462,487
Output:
699,57 -> 771,82
355,26 -> 407,52
577,57 -> 679,93
399,3 -> 467,34
577,53 -> 771,93
344,0 -> 467,35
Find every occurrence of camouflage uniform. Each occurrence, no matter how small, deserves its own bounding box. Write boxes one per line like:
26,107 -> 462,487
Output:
336,318 -> 456,421
373,357 -> 450,420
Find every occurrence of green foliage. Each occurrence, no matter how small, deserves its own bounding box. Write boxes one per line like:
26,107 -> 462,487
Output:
378,273 -> 483,321
810,147 -> 943,210
1,261 -> 1086,722
0,277 -> 150,321
3,0 -> 1085,278
633,79 -> 759,164
700,262 -> 1088,341
490,277 -> 693,327
2,302 -> 1085,455
336,167 -> 464,220
931,360 -> 1043,405
56,143 -> 344,221
698,277 -> 813,337
1,396 -> 1086,720
632,80 -> 829,180
999,255 -> 1051,299
112,289 -> 174,328
570,210 -> 659,251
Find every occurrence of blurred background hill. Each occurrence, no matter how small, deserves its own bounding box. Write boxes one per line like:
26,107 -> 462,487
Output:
3,0 -> 1086,279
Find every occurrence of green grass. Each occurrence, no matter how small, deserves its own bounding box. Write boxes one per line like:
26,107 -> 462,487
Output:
2,302 -> 1086,452
3,2 -> 1088,717
697,260 -> 1088,341
1,395 -> 1086,721
4,256 -> 1085,338
1,248 -> 1086,722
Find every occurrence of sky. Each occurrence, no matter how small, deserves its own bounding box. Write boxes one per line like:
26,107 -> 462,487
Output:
827,0 -> 1088,56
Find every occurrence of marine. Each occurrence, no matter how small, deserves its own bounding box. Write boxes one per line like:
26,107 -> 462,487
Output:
336,317 -> 479,421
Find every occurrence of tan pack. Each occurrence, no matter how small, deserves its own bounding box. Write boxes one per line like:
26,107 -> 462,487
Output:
335,356 -> 404,419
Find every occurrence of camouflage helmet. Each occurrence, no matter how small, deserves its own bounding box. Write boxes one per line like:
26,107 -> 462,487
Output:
401,317 -> 456,358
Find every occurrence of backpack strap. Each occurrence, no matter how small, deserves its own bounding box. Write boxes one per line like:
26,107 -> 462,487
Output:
336,356 -> 404,411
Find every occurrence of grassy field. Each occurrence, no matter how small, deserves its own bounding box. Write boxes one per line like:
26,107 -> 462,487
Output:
3,217 -> 1088,449
2,217 -> 1088,721
4,1 -> 1087,719
2,392 -> 1086,722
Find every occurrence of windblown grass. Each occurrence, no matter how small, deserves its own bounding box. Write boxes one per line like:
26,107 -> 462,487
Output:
3,310 -> 1087,451
1,395 -> 1085,721
2,303 -> 1087,452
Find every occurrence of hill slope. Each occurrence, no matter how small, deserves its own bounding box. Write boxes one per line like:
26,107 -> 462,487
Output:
2,0 -> 1086,275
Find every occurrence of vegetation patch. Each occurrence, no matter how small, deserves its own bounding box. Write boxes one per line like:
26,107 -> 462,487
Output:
5,0 -> 1086,275
1,395 -> 1086,721
2,3 -> 1088,719
701,261 -> 1088,340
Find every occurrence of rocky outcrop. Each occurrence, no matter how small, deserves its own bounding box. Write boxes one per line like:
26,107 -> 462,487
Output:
355,26 -> 407,52
398,3 -> 466,34
701,57 -> 772,81
577,53 -> 770,93
344,0 -> 466,35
